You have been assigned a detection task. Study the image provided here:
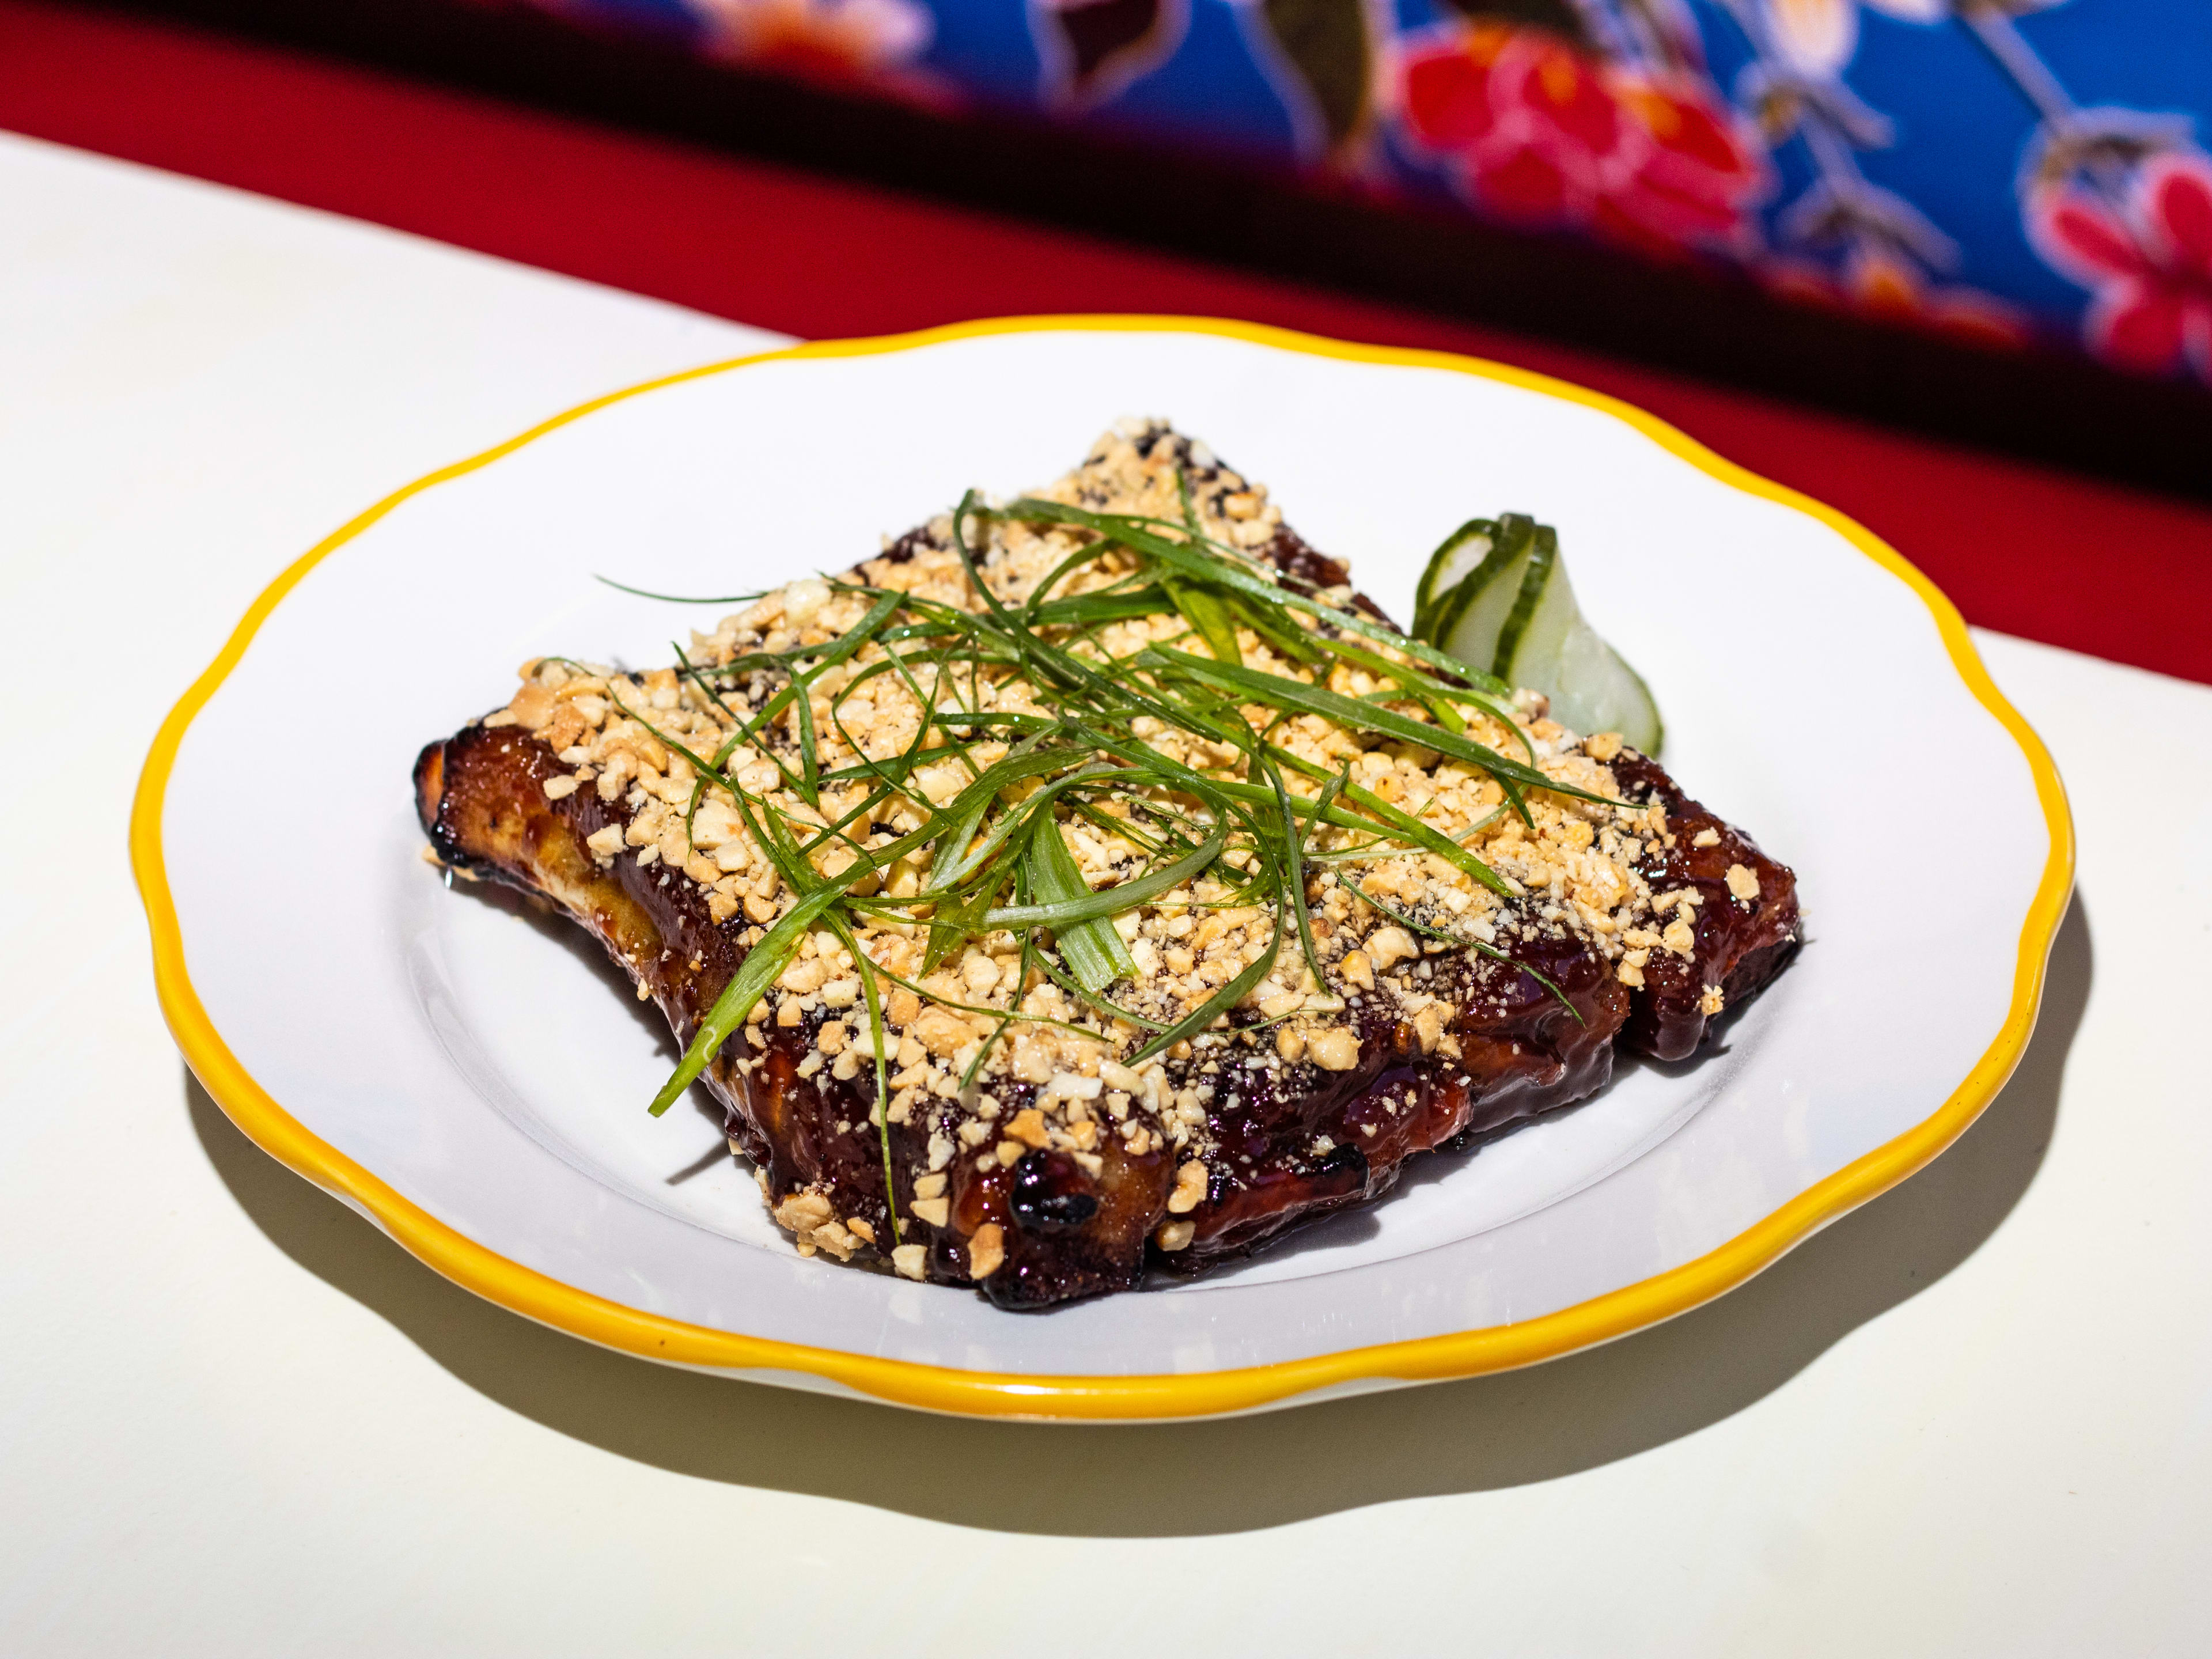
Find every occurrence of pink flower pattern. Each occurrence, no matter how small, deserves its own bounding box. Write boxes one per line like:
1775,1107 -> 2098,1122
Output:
2033,155 -> 2212,381
1400,25 -> 1766,259
507,0 -> 2212,377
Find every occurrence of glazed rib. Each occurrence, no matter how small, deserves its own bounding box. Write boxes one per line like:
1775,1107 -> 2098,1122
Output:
416,423 -> 1800,1307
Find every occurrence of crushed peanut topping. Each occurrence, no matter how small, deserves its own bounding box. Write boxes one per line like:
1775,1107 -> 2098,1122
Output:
477,420 -> 1736,1270
967,1222 -> 1006,1279
1168,1159 -> 1209,1214
772,1187 -> 865,1262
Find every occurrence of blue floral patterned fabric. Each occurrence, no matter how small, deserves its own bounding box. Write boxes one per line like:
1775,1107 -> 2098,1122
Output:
542,0 -> 2212,379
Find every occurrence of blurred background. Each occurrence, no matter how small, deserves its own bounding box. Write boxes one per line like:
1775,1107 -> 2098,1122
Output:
21,0 -> 2206,502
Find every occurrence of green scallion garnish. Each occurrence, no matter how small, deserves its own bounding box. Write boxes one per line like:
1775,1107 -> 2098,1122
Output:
631,482 -> 1618,1119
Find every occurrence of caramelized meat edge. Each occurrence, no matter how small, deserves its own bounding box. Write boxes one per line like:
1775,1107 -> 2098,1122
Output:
416,721 -> 1798,1306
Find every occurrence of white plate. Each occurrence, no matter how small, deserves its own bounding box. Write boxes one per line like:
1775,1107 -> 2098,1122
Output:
136,319 -> 2073,1420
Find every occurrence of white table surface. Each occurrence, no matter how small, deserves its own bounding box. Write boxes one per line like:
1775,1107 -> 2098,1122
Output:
3,131 -> 2206,1656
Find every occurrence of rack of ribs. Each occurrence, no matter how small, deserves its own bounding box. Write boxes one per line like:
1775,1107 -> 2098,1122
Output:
415,423 -> 1800,1309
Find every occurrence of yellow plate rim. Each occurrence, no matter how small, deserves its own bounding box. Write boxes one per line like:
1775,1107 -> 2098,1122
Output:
132,314 -> 2076,1421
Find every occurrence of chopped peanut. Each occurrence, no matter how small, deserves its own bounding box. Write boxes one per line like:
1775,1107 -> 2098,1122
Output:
1308,1026 -> 1361,1071
1168,1160 -> 1208,1214
966,1222 -> 1005,1279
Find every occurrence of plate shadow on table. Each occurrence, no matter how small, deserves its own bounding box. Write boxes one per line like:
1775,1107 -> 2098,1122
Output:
186,896 -> 2089,1539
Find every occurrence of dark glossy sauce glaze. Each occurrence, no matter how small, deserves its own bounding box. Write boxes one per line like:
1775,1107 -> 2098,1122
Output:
416,506 -> 1800,1308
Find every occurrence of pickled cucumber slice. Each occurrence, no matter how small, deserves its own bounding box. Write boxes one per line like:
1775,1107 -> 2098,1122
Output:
1411,517 -> 1494,641
1544,608 -> 1663,754
1490,522 -> 1562,681
1421,513 -> 1536,668
1413,515 -> 1663,755
1493,533 -> 1664,752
